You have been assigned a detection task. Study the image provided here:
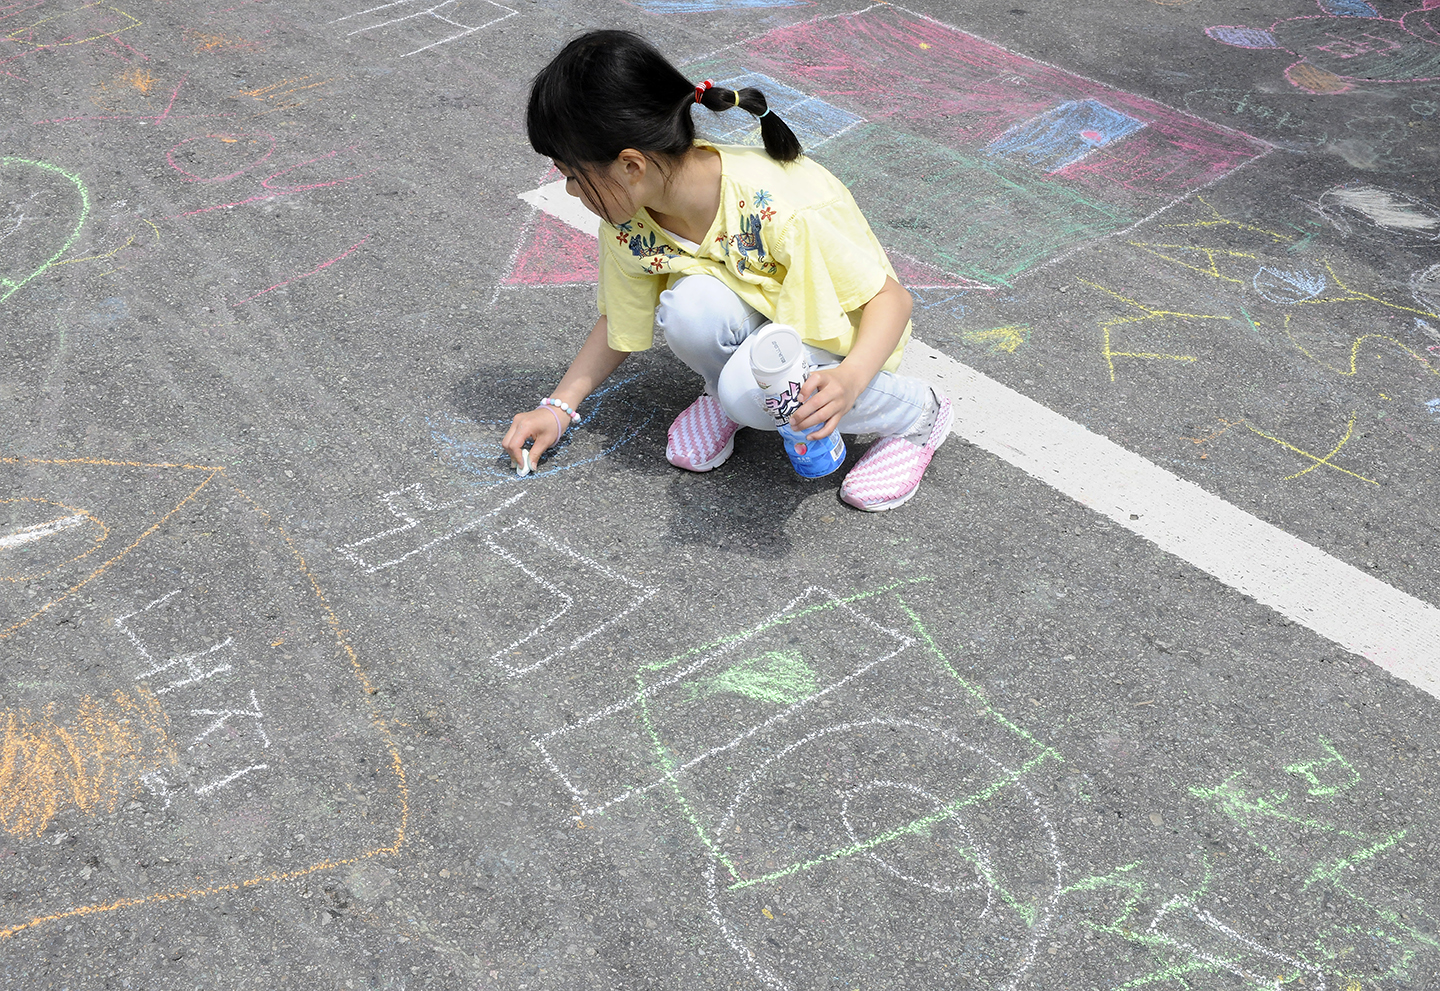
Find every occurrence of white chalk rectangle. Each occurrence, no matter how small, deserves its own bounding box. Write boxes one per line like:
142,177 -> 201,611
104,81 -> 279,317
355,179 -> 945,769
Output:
535,587 -> 914,818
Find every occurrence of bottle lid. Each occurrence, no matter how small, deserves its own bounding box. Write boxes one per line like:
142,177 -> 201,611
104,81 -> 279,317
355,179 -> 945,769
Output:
749,324 -> 805,375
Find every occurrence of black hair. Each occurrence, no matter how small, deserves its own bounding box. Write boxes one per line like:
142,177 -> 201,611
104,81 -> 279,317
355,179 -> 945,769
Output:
526,30 -> 802,196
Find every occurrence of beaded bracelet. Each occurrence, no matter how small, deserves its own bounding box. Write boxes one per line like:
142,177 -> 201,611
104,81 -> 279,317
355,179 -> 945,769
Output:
540,397 -> 581,423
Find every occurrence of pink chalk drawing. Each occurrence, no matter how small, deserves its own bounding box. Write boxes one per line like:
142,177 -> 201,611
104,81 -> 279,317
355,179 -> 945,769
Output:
499,6 -> 1266,292
1207,0 -> 1440,95
505,212 -> 599,286
166,131 -> 277,182
232,235 -> 371,306
681,5 -> 1267,286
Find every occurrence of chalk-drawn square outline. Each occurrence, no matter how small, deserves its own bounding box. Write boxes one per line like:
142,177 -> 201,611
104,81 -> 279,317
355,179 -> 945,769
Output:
533,585 -> 914,819
708,71 -> 866,151
327,0 -> 518,58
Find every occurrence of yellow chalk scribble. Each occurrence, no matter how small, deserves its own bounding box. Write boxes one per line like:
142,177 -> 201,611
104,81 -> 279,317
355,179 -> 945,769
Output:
1157,196 -> 1292,241
1127,243 -> 1258,286
1278,313 -> 1440,380
51,235 -> 136,270
0,686 -> 174,837
1244,413 -> 1377,485
6,3 -> 141,47
1079,280 -> 1228,382
1290,261 -> 1440,320
962,324 -> 1030,354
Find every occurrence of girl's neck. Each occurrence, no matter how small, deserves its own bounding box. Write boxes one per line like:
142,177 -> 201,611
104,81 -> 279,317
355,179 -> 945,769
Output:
643,145 -> 722,245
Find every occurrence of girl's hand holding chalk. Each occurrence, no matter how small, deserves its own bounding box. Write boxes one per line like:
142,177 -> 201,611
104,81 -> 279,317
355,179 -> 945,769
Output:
501,405 -> 569,475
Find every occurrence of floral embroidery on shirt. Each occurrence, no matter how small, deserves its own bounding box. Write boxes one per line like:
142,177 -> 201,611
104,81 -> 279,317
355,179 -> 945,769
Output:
753,189 -> 772,209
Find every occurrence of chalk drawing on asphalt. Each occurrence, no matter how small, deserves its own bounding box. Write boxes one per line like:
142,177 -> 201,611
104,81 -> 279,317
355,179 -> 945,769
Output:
706,717 -> 1063,991
534,586 -> 918,819
430,370 -> 656,486
681,5 -> 1269,288
327,0 -> 518,58
4,2 -> 141,48
0,456 -> 407,943
497,6 -> 1267,295
1317,184 -> 1440,244
1414,264 -> 1440,313
333,482 -> 526,574
1206,0 -> 1440,96
624,0 -> 812,11
532,585 -> 1065,990
1076,280 -> 1229,383
0,158 -> 91,304
480,519 -> 658,677
0,498 -> 109,581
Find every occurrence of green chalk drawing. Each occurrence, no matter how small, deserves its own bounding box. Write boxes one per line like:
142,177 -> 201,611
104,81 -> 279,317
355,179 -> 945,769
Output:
635,580 -> 935,881
1,158 -> 91,303
1283,737 -> 1359,797
636,585 -> 1061,933
692,650 -> 819,706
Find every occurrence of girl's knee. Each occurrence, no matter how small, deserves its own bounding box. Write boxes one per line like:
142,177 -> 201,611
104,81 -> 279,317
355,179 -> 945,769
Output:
716,337 -> 780,431
656,275 -> 747,344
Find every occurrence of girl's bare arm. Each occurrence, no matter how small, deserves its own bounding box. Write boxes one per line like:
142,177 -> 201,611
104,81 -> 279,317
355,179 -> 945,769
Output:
790,276 -> 914,438
502,315 -> 630,464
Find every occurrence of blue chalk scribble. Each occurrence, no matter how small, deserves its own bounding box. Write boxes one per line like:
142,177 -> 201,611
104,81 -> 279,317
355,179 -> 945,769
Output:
430,373 -> 655,486
703,71 -> 864,151
1252,267 -> 1328,304
1206,26 -> 1280,49
1317,0 -> 1380,17
985,99 -> 1146,173
1426,398 -> 1440,423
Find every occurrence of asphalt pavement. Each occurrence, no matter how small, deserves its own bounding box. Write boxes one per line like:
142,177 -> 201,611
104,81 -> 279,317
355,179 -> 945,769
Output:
2,0 -> 1439,988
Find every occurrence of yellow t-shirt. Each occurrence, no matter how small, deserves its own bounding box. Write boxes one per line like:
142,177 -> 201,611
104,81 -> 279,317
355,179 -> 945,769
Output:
596,142 -> 912,372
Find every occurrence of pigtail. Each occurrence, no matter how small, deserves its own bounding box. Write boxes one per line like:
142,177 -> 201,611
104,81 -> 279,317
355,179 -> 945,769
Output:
698,85 -> 802,163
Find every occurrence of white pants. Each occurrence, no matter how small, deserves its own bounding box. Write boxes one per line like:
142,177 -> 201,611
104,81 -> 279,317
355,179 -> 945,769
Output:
654,274 -> 932,436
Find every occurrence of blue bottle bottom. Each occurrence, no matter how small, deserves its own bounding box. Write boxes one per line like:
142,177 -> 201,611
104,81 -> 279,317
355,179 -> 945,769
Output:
778,423 -> 846,478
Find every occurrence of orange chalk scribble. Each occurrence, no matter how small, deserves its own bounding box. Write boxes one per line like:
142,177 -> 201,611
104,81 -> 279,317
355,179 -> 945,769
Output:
0,686 -> 175,838
119,67 -> 157,95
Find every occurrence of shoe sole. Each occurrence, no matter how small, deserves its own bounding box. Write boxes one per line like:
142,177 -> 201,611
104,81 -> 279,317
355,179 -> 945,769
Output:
668,432 -> 735,472
842,399 -> 955,512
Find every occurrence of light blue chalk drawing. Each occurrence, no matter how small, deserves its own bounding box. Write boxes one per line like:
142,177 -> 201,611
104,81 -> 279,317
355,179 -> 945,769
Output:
1252,266 -> 1328,304
702,71 -> 864,151
629,0 -> 810,10
1426,397 -> 1440,422
429,371 -> 654,486
1205,26 -> 1279,50
1318,0 -> 1380,16
985,99 -> 1147,173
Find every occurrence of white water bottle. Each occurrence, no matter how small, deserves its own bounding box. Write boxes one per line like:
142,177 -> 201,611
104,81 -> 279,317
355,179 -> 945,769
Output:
749,324 -> 846,479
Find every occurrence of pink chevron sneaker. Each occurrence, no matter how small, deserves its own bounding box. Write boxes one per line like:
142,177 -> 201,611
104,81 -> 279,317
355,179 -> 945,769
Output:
840,396 -> 954,512
667,394 -> 741,472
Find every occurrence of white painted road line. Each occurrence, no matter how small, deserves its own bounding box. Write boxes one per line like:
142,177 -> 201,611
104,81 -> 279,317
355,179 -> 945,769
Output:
509,177 -> 1440,698
0,512 -> 88,550
898,340 -> 1440,700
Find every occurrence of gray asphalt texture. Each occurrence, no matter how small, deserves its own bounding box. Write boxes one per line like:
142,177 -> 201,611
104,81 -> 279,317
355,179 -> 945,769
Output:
2,0 -> 1439,988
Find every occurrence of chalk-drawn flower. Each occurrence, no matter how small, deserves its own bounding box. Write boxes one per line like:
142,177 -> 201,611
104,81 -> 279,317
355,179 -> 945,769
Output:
1206,0 -> 1440,95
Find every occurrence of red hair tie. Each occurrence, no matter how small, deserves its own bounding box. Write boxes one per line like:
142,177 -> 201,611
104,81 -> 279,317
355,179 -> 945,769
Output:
694,79 -> 713,104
